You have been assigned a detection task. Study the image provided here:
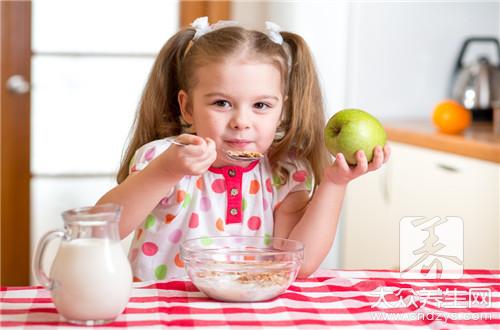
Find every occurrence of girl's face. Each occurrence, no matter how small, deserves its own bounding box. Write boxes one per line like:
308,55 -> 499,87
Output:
179,57 -> 284,167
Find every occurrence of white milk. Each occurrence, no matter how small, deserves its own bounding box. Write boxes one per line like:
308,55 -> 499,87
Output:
194,275 -> 288,302
49,238 -> 132,322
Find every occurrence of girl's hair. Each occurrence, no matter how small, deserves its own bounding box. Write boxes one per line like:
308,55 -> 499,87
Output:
117,25 -> 331,193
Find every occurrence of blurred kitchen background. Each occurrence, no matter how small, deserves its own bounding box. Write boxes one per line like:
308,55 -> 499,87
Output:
1,0 -> 499,285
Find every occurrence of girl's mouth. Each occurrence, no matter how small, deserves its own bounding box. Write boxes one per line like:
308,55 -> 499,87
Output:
225,140 -> 253,149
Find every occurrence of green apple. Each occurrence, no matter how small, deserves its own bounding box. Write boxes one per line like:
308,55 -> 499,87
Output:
324,109 -> 387,165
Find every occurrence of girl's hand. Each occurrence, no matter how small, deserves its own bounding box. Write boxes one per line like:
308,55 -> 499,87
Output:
158,134 -> 217,178
324,144 -> 391,186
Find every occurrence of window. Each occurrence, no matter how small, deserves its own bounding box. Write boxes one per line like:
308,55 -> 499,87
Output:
30,0 -> 179,282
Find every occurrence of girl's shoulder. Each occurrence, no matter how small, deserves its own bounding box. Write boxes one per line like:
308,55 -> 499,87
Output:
274,150 -> 312,174
266,150 -> 314,197
129,138 -> 172,173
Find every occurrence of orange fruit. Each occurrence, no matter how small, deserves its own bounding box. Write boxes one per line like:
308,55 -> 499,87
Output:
432,100 -> 471,134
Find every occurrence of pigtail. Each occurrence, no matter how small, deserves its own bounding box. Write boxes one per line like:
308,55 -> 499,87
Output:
270,32 -> 331,188
117,29 -> 195,183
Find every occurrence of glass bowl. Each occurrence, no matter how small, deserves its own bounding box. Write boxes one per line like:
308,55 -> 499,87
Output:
180,235 -> 304,302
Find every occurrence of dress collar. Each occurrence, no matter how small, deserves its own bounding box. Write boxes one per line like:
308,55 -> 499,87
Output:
208,160 -> 260,174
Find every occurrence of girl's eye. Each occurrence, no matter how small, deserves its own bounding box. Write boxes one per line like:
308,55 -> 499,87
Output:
254,102 -> 270,111
213,100 -> 231,108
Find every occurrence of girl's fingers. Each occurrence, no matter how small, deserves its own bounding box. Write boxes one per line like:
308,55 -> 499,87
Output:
353,150 -> 368,175
335,153 -> 350,172
204,137 -> 216,152
188,138 -> 217,164
177,134 -> 204,145
368,146 -> 383,171
204,139 -> 218,164
181,136 -> 208,157
202,152 -> 217,168
383,144 -> 391,163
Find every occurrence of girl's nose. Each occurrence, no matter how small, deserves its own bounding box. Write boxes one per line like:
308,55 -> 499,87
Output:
229,109 -> 251,130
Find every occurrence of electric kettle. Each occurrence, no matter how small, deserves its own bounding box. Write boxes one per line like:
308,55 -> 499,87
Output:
450,37 -> 500,121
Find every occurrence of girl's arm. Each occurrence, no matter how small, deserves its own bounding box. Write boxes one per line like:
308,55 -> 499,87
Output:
274,184 -> 346,278
98,158 -> 183,238
97,135 -> 216,238
274,145 -> 390,278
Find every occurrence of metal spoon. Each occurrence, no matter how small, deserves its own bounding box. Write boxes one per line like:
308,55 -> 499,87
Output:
165,137 -> 263,162
164,137 -> 189,147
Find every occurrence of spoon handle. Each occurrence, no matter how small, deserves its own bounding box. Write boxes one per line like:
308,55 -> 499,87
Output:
164,137 -> 189,147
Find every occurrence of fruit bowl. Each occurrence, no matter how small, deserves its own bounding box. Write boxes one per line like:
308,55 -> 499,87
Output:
180,236 -> 304,302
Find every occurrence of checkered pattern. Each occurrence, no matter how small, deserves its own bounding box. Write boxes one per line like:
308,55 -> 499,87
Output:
1,270 -> 499,329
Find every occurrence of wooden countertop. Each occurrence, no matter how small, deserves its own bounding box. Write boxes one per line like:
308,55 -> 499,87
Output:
383,119 -> 500,163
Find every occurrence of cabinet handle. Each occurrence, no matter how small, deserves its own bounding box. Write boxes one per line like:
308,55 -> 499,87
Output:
436,163 -> 460,173
380,161 -> 391,204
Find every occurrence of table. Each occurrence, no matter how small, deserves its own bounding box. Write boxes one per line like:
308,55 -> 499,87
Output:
1,270 -> 498,329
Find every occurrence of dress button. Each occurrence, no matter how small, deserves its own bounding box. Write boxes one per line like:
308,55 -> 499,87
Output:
230,208 -> 238,216
230,188 -> 239,196
228,169 -> 236,177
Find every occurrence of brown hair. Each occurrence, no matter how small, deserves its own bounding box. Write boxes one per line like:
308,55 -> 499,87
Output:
117,25 -> 331,194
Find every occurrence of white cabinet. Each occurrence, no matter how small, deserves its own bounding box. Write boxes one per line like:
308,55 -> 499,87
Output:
341,142 -> 500,270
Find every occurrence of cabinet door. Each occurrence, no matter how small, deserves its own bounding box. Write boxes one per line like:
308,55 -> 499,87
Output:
341,164 -> 398,269
341,142 -> 499,270
390,143 -> 499,269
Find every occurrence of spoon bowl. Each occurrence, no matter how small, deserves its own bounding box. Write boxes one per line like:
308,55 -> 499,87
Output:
224,150 -> 264,162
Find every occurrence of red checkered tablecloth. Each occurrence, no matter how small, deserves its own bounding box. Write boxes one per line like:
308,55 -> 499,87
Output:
1,269 -> 498,329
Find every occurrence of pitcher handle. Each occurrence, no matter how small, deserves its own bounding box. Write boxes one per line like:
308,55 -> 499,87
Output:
32,229 -> 67,289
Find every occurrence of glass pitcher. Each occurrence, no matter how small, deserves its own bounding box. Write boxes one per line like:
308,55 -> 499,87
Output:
33,203 -> 132,325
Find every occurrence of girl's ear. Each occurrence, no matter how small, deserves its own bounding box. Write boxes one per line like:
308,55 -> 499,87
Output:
178,90 -> 194,125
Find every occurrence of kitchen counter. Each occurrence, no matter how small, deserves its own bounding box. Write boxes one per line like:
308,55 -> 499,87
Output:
383,119 -> 500,163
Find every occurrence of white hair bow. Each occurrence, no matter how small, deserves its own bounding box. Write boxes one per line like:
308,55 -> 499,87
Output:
265,21 -> 283,45
190,17 -> 284,45
191,16 -> 238,40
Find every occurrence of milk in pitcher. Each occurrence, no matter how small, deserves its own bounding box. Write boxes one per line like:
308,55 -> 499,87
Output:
49,238 -> 132,322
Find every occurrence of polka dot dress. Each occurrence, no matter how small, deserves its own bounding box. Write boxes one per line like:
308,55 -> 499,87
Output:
127,138 -> 313,281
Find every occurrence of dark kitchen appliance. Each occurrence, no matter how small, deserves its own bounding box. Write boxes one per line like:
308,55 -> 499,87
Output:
450,37 -> 500,121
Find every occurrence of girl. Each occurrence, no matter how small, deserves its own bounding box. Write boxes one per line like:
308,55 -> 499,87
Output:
97,17 -> 390,281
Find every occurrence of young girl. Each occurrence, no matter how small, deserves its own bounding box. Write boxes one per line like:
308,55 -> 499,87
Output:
97,17 -> 390,281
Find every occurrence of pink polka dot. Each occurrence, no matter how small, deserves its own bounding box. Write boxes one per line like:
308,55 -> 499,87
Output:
144,147 -> 155,161
159,197 -> 169,208
169,229 -> 183,244
212,179 -> 226,193
142,242 -> 158,256
263,198 -> 269,211
292,170 -> 307,182
248,216 -> 261,231
129,248 -> 139,262
189,212 -> 199,228
200,197 -> 211,211
266,178 -> 273,192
